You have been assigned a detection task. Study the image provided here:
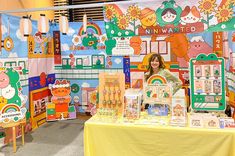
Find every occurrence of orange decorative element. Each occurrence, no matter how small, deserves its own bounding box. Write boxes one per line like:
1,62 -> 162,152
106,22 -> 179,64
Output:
0,96 -> 7,110
213,32 -> 223,57
198,0 -> 217,14
105,5 -> 117,20
152,94 -> 157,98
165,34 -> 190,61
147,74 -> 167,85
117,15 -> 130,30
137,53 -> 154,71
105,4 -> 123,19
51,80 -> 71,105
215,5 -> 233,22
50,80 -> 71,119
140,8 -> 157,29
90,91 -> 97,105
130,36 -> 142,55
127,5 -> 141,21
232,32 -> 235,42
151,35 -> 158,42
39,72 -> 47,87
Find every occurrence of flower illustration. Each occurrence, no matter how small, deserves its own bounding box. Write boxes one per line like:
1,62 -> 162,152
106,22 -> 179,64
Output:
198,0 -> 217,14
215,5 -> 233,22
127,5 -> 141,21
105,5 -> 116,20
117,15 -> 130,30
72,35 -> 82,46
226,0 -> 235,5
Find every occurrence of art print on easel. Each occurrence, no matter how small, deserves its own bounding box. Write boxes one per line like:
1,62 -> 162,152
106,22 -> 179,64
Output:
190,53 -> 225,111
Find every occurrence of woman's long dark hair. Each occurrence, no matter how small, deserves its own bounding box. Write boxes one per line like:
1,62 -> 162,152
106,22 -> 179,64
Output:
145,53 -> 165,81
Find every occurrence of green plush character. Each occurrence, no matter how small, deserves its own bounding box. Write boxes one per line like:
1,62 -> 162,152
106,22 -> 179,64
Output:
156,0 -> 182,27
105,39 -> 116,55
82,34 -> 98,49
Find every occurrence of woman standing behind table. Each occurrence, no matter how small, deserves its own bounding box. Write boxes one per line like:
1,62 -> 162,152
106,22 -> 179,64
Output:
144,53 -> 182,94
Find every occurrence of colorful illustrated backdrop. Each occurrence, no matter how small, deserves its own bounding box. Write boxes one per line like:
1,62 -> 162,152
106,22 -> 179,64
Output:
58,21 -> 123,113
0,0 -> 234,129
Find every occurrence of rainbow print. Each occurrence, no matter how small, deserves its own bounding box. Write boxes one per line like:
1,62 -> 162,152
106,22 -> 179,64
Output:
1,104 -> 20,114
147,74 -> 167,85
78,23 -> 102,36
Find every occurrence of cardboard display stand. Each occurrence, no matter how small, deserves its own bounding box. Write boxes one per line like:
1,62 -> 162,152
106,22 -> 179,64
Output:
0,68 -> 27,152
47,79 -> 76,121
98,73 -> 125,116
190,54 -> 225,111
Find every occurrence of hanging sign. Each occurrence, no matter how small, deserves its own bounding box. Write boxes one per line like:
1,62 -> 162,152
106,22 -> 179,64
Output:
213,32 -> 223,57
53,31 -> 61,64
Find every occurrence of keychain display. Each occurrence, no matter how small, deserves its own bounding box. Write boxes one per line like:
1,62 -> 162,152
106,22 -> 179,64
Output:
190,54 -> 225,111
99,73 -> 125,116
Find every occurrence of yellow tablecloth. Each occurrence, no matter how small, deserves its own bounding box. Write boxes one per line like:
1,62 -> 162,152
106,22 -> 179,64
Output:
84,118 -> 235,156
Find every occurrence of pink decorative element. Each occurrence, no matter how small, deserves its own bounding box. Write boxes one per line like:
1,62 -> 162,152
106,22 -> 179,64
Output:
90,106 -> 97,116
178,38 -> 212,67
0,72 -> 10,89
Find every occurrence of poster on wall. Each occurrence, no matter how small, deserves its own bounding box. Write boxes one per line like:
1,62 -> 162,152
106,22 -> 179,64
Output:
1,14 -> 30,58
103,0 -> 234,38
60,21 -> 106,55
190,53 -> 225,111
27,32 -> 54,58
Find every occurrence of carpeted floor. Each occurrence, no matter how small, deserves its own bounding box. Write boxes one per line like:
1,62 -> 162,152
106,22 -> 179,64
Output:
0,118 -> 87,156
